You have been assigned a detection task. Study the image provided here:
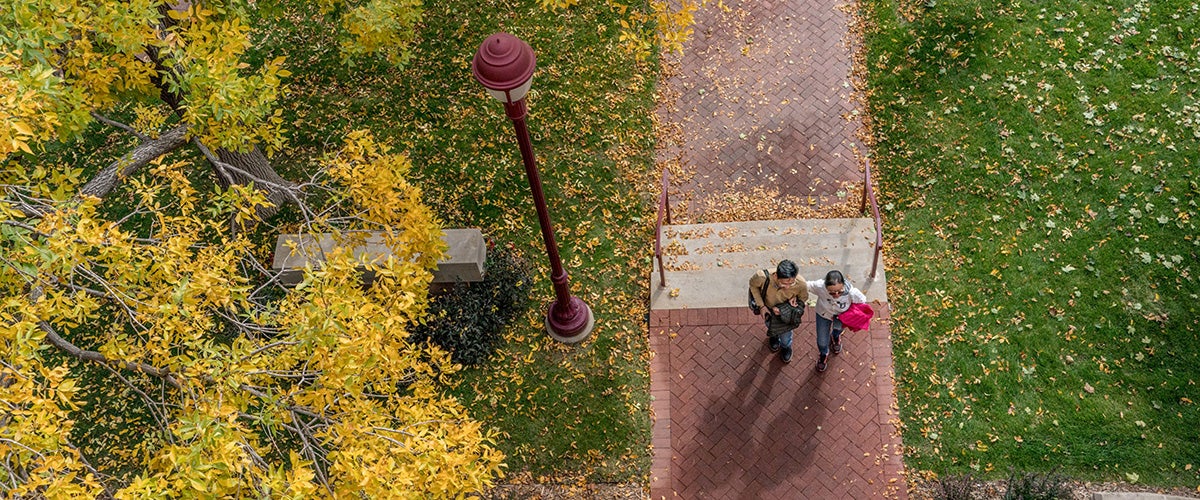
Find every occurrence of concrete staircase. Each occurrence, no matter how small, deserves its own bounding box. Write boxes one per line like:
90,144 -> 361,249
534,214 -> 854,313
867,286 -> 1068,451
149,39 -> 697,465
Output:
650,218 -> 887,310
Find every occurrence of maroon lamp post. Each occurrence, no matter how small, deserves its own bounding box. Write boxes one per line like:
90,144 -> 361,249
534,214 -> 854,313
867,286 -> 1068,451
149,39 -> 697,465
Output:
472,32 -> 594,343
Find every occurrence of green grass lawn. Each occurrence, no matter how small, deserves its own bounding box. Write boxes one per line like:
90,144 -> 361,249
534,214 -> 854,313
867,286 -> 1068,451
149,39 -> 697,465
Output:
254,0 -> 659,484
864,0 -> 1200,487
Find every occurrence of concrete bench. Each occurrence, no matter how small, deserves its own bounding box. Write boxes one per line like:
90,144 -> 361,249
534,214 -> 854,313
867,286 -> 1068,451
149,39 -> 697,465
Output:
271,229 -> 487,289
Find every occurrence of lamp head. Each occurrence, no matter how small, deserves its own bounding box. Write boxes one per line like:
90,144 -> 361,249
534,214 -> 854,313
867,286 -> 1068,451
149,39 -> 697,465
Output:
472,32 -> 536,104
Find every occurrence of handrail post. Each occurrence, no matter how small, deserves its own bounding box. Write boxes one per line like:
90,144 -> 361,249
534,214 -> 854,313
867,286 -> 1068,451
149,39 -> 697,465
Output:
860,166 -> 868,215
864,158 -> 883,279
663,172 -> 672,225
655,170 -> 670,288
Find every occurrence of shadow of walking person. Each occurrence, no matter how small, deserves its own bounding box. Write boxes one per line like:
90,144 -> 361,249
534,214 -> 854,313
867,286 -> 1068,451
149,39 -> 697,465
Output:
738,362 -> 825,500
676,339 -> 804,499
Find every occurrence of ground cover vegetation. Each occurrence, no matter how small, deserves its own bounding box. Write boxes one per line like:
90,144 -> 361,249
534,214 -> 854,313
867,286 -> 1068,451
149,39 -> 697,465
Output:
411,243 -> 534,367
2,0 -> 685,494
864,0 -> 1200,489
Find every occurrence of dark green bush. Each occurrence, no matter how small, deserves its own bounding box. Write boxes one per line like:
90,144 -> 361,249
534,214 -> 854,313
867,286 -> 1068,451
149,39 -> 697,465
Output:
411,242 -> 532,366
1002,468 -> 1073,500
933,473 -> 978,500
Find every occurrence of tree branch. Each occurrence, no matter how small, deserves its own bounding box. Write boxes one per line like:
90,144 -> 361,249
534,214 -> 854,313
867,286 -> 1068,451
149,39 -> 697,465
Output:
97,363 -> 174,445
192,139 -> 308,213
191,138 -> 235,186
27,287 -> 180,387
77,123 -> 190,201
73,263 -> 149,331
290,409 -> 334,496
37,317 -> 181,388
1,188 -> 53,218
90,112 -> 149,141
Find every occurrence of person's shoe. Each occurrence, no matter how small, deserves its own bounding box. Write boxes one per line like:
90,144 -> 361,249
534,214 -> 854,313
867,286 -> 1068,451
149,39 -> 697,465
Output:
831,339 -> 842,355
781,347 -> 793,363
768,337 -> 781,353
816,355 -> 828,372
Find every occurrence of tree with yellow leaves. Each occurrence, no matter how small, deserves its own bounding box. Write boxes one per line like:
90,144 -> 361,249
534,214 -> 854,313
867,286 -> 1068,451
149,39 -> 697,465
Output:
1,0 -> 505,496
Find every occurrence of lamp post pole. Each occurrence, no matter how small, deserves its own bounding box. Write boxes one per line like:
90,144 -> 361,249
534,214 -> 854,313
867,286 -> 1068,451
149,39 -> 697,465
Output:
472,32 -> 594,343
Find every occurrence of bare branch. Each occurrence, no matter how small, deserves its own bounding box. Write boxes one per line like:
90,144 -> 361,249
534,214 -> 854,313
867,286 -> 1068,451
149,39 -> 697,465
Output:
191,138 -> 235,186
290,409 -> 334,496
97,363 -> 174,445
364,430 -> 413,452
238,440 -> 271,477
245,370 -> 314,381
90,112 -> 150,141
73,264 -> 150,332
0,438 -> 47,460
244,340 -> 301,359
1,189 -> 54,218
193,139 -> 309,214
212,308 -> 283,338
65,441 -> 114,499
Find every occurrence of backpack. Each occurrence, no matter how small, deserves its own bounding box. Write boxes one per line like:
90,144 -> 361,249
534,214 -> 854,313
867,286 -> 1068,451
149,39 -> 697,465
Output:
747,269 -> 770,314
766,300 -> 806,334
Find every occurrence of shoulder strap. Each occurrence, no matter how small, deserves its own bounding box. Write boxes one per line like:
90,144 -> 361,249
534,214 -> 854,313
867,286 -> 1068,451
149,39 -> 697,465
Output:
759,269 -> 771,298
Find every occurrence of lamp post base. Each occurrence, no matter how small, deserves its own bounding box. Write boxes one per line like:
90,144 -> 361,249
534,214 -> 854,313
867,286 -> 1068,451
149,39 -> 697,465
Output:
545,297 -> 594,344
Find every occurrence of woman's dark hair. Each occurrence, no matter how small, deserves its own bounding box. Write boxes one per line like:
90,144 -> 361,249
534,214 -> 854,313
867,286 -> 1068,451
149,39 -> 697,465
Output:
824,270 -> 846,287
776,260 -> 798,279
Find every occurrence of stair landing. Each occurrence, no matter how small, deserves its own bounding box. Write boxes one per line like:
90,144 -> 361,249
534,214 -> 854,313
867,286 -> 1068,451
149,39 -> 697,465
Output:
651,218 -> 887,310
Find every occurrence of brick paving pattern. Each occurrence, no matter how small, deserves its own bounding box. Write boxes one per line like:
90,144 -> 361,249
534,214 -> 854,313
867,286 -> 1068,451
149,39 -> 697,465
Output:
649,307 -> 904,499
649,0 -> 904,496
656,0 -> 864,216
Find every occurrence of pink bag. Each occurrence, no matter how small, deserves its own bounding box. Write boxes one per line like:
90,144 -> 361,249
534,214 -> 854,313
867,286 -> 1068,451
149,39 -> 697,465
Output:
839,302 -> 874,331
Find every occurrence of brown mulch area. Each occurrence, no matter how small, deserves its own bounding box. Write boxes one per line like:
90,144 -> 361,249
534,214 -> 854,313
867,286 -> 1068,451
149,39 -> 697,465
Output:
480,479 -> 1200,499
480,484 -> 646,500
908,477 -> 1200,499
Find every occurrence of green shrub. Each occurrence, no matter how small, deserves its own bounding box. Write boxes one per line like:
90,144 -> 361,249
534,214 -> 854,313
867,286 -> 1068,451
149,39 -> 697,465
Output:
934,473 -> 978,500
1002,468 -> 1073,500
412,242 -> 533,366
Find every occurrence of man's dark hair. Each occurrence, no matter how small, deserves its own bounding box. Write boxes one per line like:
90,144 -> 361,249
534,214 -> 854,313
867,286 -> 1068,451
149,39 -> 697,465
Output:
776,259 -> 798,279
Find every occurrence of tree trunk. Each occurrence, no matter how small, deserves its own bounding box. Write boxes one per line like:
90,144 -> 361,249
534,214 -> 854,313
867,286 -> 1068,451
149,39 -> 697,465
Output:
215,147 -> 296,220
142,22 -> 297,222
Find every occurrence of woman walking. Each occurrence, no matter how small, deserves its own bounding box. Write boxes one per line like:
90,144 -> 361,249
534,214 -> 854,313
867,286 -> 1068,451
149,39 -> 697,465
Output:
807,270 -> 867,372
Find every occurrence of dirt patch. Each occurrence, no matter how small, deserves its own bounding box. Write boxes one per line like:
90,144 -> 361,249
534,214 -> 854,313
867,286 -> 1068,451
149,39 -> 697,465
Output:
481,484 -> 647,500
909,476 -> 1200,499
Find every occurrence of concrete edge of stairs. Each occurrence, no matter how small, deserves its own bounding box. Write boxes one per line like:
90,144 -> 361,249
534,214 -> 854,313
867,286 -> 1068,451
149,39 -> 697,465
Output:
650,218 -> 887,310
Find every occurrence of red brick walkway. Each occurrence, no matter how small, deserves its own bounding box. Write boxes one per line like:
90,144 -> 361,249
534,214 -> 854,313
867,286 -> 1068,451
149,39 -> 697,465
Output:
649,306 -> 904,499
648,0 -> 904,495
656,0 -> 864,215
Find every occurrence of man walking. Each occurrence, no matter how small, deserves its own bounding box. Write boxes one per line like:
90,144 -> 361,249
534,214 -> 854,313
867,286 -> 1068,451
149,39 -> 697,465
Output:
748,260 -> 807,363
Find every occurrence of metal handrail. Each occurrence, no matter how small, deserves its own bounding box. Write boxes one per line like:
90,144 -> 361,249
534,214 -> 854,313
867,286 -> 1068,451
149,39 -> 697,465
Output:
654,169 -> 671,287
859,158 -> 883,278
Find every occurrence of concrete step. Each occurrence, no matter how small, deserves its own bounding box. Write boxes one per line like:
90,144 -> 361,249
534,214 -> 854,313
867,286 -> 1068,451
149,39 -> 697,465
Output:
661,246 -> 879,272
650,267 -> 887,310
651,218 -> 887,310
659,218 -> 879,272
662,218 -> 877,255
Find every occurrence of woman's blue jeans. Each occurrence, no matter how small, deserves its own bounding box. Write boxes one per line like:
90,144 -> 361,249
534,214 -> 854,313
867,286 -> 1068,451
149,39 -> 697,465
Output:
815,314 -> 843,356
